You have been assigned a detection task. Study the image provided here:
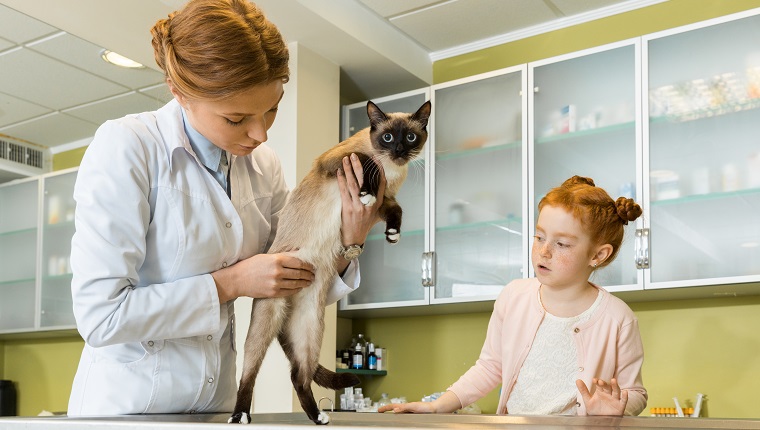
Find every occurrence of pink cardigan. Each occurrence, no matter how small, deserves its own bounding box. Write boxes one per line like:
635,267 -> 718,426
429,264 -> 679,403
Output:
448,278 -> 647,416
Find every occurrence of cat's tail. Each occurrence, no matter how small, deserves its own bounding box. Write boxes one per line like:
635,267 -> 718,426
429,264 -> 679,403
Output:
313,364 -> 360,390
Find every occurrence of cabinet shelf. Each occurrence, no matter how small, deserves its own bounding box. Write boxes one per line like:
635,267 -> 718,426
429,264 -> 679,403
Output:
0,277 -> 35,287
650,187 -> 760,207
44,220 -> 75,230
437,217 -> 523,233
436,140 -> 521,161
336,368 -> 387,376
0,227 -> 37,238
535,121 -> 635,145
650,98 -> 760,125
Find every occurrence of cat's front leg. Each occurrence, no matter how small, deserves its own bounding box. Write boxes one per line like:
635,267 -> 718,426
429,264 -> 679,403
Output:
380,197 -> 402,243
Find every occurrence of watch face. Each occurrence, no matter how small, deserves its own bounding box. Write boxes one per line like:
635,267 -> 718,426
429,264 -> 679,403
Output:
343,245 -> 363,260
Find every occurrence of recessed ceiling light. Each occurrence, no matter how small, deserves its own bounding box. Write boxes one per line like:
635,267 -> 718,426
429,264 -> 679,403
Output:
100,49 -> 144,69
740,241 -> 759,248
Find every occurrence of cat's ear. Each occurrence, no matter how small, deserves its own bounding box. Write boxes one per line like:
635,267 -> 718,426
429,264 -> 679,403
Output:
367,101 -> 387,128
412,101 -> 432,128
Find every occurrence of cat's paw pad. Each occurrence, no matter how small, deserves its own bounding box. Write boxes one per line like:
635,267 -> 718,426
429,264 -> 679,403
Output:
386,229 -> 400,243
359,192 -> 376,206
228,412 -> 250,424
317,412 -> 330,424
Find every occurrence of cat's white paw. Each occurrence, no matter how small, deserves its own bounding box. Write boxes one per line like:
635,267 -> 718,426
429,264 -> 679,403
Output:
386,229 -> 400,243
317,412 -> 330,424
359,192 -> 376,206
228,412 -> 250,424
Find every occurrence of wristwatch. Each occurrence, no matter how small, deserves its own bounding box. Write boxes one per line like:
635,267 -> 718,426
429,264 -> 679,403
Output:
340,244 -> 364,261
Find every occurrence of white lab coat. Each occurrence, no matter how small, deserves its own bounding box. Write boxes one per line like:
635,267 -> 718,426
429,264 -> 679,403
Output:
67,99 -> 359,416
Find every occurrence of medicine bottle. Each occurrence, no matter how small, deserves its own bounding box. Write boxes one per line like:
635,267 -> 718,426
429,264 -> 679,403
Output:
367,342 -> 377,370
352,344 -> 364,370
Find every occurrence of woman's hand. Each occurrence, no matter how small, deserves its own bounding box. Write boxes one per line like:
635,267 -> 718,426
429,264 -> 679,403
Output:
576,378 -> 628,416
335,153 -> 385,272
212,251 -> 315,303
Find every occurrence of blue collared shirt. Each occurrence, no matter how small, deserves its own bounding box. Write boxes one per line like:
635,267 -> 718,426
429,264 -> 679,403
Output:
181,108 -> 228,192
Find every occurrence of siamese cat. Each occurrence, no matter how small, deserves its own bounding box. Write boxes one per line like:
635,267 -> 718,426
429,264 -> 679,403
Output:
229,100 -> 431,425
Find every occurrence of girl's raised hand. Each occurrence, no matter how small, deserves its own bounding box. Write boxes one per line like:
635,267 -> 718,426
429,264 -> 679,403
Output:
576,377 -> 628,416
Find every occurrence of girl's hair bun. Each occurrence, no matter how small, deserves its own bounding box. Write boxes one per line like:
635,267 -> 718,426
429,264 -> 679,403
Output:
615,197 -> 642,224
562,175 -> 595,188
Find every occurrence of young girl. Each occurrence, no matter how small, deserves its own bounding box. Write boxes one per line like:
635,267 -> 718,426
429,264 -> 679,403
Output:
379,175 -> 646,416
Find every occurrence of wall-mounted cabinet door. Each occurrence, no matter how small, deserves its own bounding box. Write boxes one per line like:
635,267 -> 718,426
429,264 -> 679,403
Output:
431,66 -> 528,303
339,89 -> 431,311
643,10 -> 760,289
0,177 -> 39,332
529,40 -> 642,292
40,168 -> 77,328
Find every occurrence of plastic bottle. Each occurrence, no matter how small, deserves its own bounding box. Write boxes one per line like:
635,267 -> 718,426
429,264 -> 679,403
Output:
352,344 -> 364,370
376,393 -> 390,408
375,347 -> 383,371
367,342 -> 377,370
356,333 -> 367,369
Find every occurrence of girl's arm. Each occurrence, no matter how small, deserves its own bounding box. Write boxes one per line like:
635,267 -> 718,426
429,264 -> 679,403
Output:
378,391 -> 462,414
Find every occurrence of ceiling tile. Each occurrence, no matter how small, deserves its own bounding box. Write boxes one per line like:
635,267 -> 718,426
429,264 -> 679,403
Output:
28,33 -> 166,89
390,0 -> 557,51
358,0 -> 440,18
65,92 -> 167,125
0,4 -> 57,44
139,84 -> 173,104
0,92 -> 51,127
0,36 -> 13,51
0,48 -> 129,110
0,112 -> 99,148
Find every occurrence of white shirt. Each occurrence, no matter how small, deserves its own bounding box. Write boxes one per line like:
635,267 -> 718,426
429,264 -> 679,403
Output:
68,99 -> 359,416
506,289 -> 602,415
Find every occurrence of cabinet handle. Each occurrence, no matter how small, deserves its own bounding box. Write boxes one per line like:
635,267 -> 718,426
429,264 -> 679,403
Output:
533,86 -> 540,93
421,252 -> 435,287
635,229 -> 650,269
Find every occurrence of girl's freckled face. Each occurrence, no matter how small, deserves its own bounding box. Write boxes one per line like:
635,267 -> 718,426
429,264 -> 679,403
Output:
532,205 -> 595,288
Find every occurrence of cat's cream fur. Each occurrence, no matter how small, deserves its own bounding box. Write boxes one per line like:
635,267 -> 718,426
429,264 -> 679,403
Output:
229,101 -> 431,425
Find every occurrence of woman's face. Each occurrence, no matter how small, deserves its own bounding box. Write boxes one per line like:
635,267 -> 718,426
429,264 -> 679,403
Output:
531,205 -> 597,289
176,80 -> 284,157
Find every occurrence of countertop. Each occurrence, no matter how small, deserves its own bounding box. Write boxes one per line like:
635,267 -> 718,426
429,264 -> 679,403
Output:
2,412 -> 760,430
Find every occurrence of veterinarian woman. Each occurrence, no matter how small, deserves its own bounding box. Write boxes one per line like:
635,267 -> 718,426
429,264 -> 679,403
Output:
67,0 -> 383,416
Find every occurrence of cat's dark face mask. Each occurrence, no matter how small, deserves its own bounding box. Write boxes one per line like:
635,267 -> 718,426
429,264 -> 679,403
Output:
368,101 -> 431,165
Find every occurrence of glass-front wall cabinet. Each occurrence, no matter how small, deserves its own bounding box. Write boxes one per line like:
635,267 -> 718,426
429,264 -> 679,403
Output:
530,41 -> 641,291
432,66 -> 527,302
644,11 -> 760,288
0,177 -> 39,332
40,169 -> 77,328
0,168 -> 78,334
340,89 -> 431,309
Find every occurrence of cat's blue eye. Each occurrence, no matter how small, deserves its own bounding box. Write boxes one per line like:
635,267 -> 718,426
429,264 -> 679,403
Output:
406,133 -> 417,142
382,133 -> 393,143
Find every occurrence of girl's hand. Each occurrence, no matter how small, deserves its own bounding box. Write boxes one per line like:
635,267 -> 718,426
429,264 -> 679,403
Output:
212,251 -> 315,303
378,401 -> 436,414
576,377 -> 628,416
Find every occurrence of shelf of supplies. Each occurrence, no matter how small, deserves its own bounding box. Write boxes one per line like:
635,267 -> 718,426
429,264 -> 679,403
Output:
650,187 -> 760,207
535,121 -> 635,145
0,227 -> 37,238
649,98 -> 760,125
336,369 -> 387,376
436,140 -> 521,161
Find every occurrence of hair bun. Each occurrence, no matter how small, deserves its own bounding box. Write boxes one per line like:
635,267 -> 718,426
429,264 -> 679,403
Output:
615,197 -> 642,224
562,175 -> 595,188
